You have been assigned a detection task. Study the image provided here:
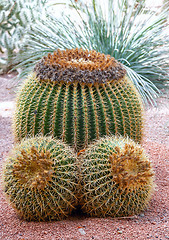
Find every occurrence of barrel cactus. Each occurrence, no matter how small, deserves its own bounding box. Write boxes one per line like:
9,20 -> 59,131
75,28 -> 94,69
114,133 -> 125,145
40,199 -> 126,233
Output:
3,136 -> 78,221
14,48 -> 143,151
79,136 -> 154,217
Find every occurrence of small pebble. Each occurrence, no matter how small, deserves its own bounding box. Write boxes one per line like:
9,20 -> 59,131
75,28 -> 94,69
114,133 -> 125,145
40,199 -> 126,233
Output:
140,213 -> 144,217
78,228 -> 86,235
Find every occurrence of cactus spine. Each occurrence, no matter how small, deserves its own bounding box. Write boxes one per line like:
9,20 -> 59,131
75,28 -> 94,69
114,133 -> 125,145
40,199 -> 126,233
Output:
3,136 -> 78,221
14,48 -> 143,151
79,136 -> 154,217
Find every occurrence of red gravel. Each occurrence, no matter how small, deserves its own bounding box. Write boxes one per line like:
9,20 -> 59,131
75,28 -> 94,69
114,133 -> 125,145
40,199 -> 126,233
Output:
0,75 -> 168,240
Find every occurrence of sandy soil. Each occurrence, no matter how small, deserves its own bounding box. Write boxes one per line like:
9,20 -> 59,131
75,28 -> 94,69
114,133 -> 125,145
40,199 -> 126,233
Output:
0,74 -> 168,240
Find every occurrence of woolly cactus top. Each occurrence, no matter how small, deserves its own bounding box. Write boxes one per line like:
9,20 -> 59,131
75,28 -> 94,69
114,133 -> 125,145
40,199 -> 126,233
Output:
12,146 -> 53,190
108,143 -> 154,189
34,48 -> 126,85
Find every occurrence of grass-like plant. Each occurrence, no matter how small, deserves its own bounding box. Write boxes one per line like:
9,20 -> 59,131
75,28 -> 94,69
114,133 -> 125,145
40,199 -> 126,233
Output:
14,0 -> 169,105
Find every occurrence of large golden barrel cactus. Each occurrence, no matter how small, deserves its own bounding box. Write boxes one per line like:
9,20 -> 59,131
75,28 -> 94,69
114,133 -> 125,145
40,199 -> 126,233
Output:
14,48 -> 143,151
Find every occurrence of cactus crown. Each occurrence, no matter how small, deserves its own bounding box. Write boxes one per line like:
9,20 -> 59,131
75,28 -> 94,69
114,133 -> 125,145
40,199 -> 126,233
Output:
13,146 -> 53,190
34,48 -> 126,85
109,143 -> 154,189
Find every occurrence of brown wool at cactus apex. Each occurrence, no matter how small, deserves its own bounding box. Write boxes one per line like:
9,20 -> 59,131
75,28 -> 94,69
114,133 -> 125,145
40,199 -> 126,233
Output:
34,48 -> 126,85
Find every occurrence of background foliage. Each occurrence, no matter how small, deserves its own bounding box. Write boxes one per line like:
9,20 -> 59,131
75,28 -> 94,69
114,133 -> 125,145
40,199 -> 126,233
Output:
0,0 -> 169,105
0,0 -> 48,72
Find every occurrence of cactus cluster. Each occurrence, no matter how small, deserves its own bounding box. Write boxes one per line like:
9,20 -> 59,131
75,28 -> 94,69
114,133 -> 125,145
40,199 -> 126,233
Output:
3,137 -> 78,221
14,48 -> 143,152
3,48 -> 154,221
79,136 -> 154,217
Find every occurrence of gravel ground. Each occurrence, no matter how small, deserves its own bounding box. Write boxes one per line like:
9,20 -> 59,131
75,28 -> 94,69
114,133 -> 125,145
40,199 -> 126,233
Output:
0,74 -> 168,240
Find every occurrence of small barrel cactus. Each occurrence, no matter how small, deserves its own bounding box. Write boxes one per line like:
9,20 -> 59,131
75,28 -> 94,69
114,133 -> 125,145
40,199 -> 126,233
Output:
79,136 -> 154,217
3,136 -> 78,221
14,48 -> 143,151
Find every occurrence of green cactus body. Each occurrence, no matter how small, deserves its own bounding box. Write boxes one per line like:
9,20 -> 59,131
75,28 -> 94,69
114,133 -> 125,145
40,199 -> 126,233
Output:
79,136 -> 154,217
14,48 -> 143,151
3,136 -> 78,221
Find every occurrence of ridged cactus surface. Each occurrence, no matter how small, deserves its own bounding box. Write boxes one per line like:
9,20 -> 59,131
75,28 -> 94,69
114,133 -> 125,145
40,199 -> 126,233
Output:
79,136 -> 154,217
3,136 -> 78,221
14,48 -> 143,151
